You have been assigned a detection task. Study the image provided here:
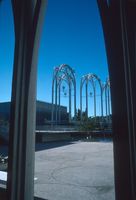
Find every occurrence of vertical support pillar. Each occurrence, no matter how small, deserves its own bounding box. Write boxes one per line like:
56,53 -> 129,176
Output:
105,87 -> 108,116
55,79 -> 58,124
100,86 -> 103,118
80,79 -> 83,121
94,87 -> 96,118
105,86 -> 108,122
74,80 -> 76,121
7,1 -> 47,200
97,1 -> 136,200
85,80 -> 88,118
58,81 -> 61,123
107,87 -> 110,122
69,81 -> 71,123
92,80 -> 96,118
51,79 -> 54,125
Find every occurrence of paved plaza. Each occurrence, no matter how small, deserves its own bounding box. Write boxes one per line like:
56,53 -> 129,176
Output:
34,141 -> 115,200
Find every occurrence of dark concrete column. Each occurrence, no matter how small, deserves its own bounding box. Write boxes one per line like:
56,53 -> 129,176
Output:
7,1 -> 47,200
97,1 -> 136,200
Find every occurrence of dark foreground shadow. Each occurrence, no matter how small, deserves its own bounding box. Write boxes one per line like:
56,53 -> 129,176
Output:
35,141 -> 75,152
0,188 -> 7,200
0,189 -> 48,200
34,197 -> 48,200
0,190 -> 48,200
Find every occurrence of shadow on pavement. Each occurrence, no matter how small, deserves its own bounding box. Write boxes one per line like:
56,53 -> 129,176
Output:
35,141 -> 76,152
34,197 -> 48,200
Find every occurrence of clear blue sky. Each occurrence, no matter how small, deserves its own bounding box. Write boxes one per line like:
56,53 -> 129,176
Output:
0,0 -> 109,115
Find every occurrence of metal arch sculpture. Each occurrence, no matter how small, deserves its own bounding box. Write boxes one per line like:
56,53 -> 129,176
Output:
104,78 -> 111,121
80,73 -> 104,120
51,64 -> 76,124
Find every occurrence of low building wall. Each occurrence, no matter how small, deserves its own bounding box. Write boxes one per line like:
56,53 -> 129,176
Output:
35,130 -> 112,143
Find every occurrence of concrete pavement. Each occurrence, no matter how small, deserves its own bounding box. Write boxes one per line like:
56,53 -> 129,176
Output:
34,141 -> 115,200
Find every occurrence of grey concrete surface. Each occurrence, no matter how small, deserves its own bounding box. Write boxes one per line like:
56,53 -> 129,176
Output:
34,141 -> 115,200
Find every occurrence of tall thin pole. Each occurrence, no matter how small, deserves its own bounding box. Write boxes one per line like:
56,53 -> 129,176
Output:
69,81 -> 71,123
58,81 -> 61,123
94,85 -> 96,118
80,79 -> 83,121
101,85 -> 103,118
105,85 -> 108,122
74,79 -> 76,120
107,87 -> 110,122
86,79 -> 88,118
55,79 -> 58,124
91,79 -> 96,118
51,78 -> 54,125
105,86 -> 108,116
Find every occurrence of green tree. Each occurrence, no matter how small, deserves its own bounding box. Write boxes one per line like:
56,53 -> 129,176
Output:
76,109 -> 81,121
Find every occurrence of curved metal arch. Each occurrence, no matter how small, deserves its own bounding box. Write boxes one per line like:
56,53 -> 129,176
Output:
52,65 -> 76,90
80,73 -> 104,120
60,66 -> 76,88
57,77 -> 74,123
57,77 -> 70,122
81,73 -> 103,93
89,78 -> 97,118
80,73 -> 94,93
80,74 -> 93,119
90,74 -> 104,117
51,69 -> 72,124
91,74 -> 103,90
80,74 -> 94,119
54,64 -> 76,81
103,78 -> 111,122
51,64 -> 76,124
59,64 -> 76,78
52,74 -> 70,124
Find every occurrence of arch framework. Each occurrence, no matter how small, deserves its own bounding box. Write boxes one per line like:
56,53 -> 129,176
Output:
80,73 -> 104,120
104,78 -> 111,123
51,64 -> 76,124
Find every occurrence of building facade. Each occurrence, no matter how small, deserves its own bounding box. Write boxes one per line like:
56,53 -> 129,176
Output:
0,101 -> 68,126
